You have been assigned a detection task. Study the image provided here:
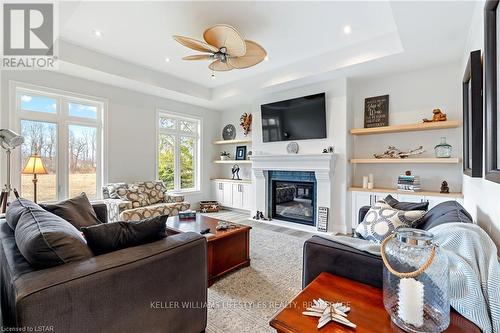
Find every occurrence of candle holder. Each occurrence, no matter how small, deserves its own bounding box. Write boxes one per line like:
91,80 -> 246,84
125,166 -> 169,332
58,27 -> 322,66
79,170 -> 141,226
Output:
381,228 -> 449,333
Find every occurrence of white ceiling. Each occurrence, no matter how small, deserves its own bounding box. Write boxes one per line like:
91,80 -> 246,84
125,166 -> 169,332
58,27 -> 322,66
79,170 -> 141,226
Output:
56,1 -> 477,110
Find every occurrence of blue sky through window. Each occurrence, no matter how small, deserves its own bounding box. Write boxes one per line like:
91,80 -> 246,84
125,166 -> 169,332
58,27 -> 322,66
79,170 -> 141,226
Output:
20,95 -> 57,114
68,103 -> 97,119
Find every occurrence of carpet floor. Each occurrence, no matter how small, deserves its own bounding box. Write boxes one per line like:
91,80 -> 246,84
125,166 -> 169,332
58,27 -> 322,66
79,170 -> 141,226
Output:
201,212 -> 313,333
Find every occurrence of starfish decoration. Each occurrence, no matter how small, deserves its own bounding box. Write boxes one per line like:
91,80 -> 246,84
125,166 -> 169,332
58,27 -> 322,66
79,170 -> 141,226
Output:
302,298 -> 356,329
201,208 -> 208,213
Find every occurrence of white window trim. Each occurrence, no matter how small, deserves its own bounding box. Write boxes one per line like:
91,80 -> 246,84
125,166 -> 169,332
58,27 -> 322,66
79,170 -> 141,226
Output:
156,110 -> 202,194
9,81 -> 108,201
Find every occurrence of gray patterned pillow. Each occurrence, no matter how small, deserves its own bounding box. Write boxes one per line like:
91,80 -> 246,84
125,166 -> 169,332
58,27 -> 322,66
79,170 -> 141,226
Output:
105,183 -> 129,199
118,185 -> 149,208
355,201 -> 425,243
135,181 -> 166,204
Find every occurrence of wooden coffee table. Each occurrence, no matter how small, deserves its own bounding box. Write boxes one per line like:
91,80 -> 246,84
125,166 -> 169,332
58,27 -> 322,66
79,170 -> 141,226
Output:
166,214 -> 251,286
270,272 -> 480,333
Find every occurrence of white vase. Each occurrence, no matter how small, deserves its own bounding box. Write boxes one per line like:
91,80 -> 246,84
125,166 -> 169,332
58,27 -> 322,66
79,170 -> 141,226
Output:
220,156 -> 229,161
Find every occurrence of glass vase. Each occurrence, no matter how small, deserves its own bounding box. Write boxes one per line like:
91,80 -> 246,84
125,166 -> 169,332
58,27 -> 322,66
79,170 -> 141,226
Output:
382,228 -> 449,333
434,137 -> 452,158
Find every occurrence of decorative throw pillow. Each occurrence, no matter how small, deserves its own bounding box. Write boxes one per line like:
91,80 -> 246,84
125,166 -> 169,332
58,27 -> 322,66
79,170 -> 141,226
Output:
355,201 -> 426,243
384,194 -> 429,211
135,181 -> 166,205
105,182 -> 129,199
11,199 -> 93,268
118,185 -> 149,208
81,215 -> 167,255
40,193 -> 102,230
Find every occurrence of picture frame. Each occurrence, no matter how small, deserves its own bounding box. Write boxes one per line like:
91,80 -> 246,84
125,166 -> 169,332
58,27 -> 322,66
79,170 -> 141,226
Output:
462,49 -> 483,177
364,95 -> 389,128
235,146 -> 247,160
485,0 -> 500,183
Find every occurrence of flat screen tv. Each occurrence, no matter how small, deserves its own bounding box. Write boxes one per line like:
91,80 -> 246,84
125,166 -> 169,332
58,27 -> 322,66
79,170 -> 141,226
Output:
261,93 -> 326,142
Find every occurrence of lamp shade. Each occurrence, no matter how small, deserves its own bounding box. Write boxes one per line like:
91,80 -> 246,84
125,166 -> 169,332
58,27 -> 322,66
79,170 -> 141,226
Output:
22,155 -> 48,175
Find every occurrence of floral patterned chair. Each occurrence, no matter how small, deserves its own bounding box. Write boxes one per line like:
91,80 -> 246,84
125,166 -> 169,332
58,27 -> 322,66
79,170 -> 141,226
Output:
102,181 -> 190,222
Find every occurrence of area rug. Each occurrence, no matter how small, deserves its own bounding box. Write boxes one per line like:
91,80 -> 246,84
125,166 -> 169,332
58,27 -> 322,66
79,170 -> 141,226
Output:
201,213 -> 313,333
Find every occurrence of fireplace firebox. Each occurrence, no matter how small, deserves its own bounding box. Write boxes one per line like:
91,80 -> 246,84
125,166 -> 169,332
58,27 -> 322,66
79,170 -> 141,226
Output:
268,171 -> 316,226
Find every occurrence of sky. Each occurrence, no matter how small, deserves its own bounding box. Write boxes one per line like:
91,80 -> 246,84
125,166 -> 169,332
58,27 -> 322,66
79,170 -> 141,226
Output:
21,94 -> 97,119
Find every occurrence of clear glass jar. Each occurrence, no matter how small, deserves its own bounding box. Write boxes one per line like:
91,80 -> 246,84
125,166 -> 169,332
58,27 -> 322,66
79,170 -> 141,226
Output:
382,228 -> 449,333
434,137 -> 452,158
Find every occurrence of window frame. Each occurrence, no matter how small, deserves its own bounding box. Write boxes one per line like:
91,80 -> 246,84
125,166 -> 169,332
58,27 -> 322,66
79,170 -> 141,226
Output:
156,110 -> 201,194
10,81 -> 108,201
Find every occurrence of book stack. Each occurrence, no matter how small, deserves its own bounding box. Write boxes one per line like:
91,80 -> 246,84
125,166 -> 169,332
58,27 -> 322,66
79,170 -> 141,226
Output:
397,175 -> 421,192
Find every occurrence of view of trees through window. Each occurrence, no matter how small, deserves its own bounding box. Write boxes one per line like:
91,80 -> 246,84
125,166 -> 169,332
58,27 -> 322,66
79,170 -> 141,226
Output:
158,114 -> 198,191
17,90 -> 102,202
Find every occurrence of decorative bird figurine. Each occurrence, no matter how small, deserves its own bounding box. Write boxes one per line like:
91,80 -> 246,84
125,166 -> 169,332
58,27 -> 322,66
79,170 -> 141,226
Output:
302,298 -> 357,329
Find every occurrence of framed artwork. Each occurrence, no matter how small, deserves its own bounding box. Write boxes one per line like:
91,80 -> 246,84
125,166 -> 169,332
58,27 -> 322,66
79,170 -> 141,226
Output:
485,0 -> 500,183
462,49 -> 483,177
364,95 -> 389,128
235,146 -> 247,160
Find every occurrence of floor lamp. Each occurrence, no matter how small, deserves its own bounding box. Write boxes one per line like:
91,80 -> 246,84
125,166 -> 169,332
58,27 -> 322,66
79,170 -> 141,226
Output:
0,129 -> 24,213
22,155 -> 47,203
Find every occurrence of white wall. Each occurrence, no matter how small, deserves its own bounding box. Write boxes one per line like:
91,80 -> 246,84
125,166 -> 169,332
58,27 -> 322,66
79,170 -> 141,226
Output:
0,70 -> 220,207
349,63 -> 463,192
220,79 -> 350,232
461,0 -> 500,251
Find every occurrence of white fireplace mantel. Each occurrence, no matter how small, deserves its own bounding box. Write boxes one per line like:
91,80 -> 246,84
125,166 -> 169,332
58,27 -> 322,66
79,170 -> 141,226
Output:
251,153 -> 336,233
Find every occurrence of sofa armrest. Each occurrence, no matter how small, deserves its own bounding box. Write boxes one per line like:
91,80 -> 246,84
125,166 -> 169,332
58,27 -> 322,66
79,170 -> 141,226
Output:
100,198 -> 133,222
165,194 -> 185,203
12,232 -> 207,333
358,206 -> 371,225
91,203 -> 107,224
302,235 -> 383,289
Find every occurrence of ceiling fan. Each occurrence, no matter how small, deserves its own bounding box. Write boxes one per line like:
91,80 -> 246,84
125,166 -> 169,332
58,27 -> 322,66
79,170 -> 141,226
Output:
173,24 -> 267,72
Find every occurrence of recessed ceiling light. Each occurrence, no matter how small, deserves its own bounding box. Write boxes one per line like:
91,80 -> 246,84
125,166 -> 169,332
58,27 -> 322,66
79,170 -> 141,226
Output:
343,25 -> 352,35
165,57 -> 171,63
93,29 -> 103,37
264,55 -> 269,61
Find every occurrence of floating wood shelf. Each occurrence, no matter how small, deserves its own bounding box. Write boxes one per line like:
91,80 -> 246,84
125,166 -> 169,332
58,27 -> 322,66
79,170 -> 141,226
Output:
350,120 -> 461,136
349,187 -> 463,198
213,160 -> 252,164
211,178 -> 253,184
350,158 -> 460,164
213,138 -> 252,145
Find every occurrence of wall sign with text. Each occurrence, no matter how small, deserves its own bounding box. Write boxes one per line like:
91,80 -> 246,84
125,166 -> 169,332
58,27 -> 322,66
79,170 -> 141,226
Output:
364,95 -> 389,128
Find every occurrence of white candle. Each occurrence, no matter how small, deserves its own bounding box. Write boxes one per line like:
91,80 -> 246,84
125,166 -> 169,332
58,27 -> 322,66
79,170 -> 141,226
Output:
367,182 -> 374,190
363,176 -> 369,189
368,173 -> 374,185
398,278 -> 424,327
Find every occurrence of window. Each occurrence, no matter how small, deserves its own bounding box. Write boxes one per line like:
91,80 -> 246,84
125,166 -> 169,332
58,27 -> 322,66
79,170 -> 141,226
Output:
157,112 -> 200,192
13,84 -> 105,202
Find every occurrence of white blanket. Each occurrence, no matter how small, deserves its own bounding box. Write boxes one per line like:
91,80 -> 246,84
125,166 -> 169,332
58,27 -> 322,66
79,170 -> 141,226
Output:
430,223 -> 500,333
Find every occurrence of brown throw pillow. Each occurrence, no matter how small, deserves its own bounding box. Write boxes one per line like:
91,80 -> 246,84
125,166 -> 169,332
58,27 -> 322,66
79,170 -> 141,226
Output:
12,199 -> 93,268
81,215 -> 167,256
40,193 -> 102,230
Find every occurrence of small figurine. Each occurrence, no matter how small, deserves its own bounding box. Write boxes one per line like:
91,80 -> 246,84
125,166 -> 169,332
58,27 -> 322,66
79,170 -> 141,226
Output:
405,170 -> 412,176
423,108 -> 447,122
440,181 -> 450,194
231,164 -> 241,180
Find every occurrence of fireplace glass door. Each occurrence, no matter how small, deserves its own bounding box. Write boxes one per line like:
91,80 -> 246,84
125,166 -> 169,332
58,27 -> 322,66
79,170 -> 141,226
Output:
271,180 -> 315,225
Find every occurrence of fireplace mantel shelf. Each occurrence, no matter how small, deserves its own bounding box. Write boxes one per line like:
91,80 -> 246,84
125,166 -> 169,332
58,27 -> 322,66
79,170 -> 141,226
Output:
251,153 -> 334,162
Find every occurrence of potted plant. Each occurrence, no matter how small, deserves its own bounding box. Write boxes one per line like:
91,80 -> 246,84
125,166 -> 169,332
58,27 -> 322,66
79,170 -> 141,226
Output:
220,151 -> 231,161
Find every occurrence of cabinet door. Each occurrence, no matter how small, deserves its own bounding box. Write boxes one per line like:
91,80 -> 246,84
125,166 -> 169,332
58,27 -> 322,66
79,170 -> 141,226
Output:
423,196 -> 451,210
222,182 -> 233,207
232,184 -> 243,209
241,184 -> 254,211
214,182 -> 225,204
352,192 -> 372,227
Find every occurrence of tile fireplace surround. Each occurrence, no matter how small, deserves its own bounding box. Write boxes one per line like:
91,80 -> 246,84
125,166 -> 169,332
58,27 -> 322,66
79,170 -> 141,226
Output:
251,153 -> 335,233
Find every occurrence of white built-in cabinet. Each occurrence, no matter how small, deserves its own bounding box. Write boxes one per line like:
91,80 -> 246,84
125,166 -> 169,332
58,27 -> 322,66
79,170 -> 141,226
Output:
213,180 -> 254,211
351,190 -> 464,228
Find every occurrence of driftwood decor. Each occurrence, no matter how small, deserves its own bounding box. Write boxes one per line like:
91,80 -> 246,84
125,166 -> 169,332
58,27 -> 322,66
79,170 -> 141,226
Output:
302,298 -> 356,329
240,113 -> 252,136
374,146 -> 425,159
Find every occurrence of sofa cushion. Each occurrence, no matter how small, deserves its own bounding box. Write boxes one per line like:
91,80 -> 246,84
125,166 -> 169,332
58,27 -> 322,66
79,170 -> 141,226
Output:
120,202 -> 190,221
384,194 -> 429,211
355,201 -> 425,243
11,198 -> 93,268
40,193 -> 102,230
118,185 -> 149,208
81,215 -> 167,255
5,198 -> 39,230
417,201 -> 473,230
135,181 -> 167,204
104,182 -> 129,199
